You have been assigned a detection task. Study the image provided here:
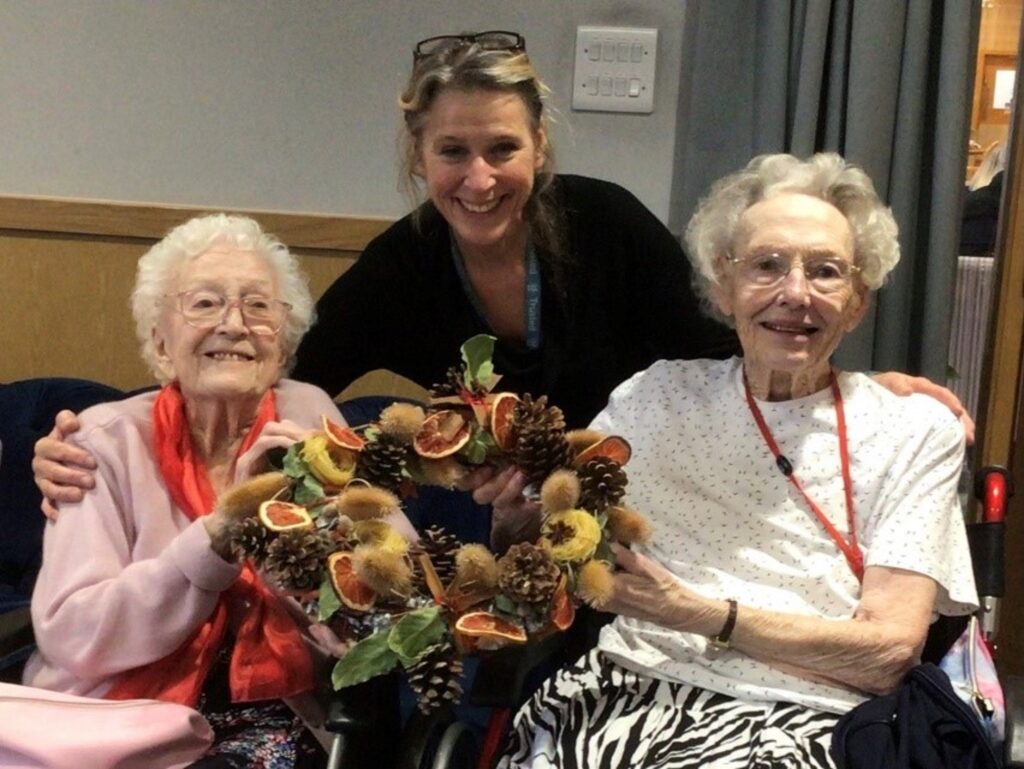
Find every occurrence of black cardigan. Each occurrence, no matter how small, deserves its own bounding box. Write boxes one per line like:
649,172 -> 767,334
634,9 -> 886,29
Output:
293,174 -> 737,427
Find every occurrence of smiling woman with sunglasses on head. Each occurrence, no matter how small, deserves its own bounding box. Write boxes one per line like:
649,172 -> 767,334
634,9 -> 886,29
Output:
35,32 -> 971,540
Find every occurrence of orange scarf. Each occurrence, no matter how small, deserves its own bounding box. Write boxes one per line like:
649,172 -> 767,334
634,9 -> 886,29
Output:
105,384 -> 314,707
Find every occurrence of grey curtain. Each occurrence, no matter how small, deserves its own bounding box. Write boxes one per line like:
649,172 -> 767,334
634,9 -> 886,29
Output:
669,0 -> 981,378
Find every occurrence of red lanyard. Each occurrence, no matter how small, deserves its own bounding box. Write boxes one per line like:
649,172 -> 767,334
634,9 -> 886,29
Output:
742,370 -> 864,582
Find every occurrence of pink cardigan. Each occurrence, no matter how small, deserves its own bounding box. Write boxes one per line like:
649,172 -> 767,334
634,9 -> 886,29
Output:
23,379 -> 343,698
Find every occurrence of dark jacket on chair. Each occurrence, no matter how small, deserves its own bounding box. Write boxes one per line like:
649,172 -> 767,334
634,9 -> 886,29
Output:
831,663 -> 1000,769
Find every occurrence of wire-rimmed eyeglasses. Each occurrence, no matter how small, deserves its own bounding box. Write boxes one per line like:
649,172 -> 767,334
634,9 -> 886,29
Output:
726,251 -> 862,294
166,289 -> 291,335
413,31 -> 526,62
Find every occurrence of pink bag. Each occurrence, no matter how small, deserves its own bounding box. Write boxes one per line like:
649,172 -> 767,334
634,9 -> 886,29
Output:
0,683 -> 213,769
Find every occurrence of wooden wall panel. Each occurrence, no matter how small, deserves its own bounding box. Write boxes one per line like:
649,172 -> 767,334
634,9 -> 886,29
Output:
0,196 -> 426,402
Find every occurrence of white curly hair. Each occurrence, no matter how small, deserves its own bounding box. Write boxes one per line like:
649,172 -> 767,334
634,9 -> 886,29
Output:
684,153 -> 900,323
130,213 -> 314,382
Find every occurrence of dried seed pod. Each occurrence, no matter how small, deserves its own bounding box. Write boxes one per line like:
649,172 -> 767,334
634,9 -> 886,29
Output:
215,472 -> 290,522
540,469 -> 581,513
576,559 -> 615,608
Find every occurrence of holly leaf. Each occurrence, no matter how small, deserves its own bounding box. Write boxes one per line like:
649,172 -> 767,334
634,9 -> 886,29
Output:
331,631 -> 400,689
388,606 -> 445,666
461,334 -> 497,390
318,575 -> 342,622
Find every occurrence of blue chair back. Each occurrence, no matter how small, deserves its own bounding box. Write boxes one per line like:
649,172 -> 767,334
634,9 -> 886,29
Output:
0,378 -> 123,605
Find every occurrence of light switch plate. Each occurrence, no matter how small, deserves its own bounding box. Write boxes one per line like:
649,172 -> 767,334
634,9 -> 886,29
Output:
572,26 -> 657,114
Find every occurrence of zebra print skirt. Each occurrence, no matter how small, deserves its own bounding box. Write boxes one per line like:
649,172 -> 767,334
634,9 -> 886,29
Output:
497,650 -> 838,769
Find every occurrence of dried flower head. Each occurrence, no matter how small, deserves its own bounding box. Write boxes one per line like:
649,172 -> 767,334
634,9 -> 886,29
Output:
577,559 -> 615,608
378,403 -> 427,445
352,544 -> 412,599
540,469 -> 581,513
302,434 -> 356,486
606,505 -> 652,546
453,544 -> 499,590
337,485 -> 400,521
541,509 -> 602,563
216,472 -> 290,522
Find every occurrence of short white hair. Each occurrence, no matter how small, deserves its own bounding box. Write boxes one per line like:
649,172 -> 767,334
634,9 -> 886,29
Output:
684,153 -> 900,322
131,214 -> 314,382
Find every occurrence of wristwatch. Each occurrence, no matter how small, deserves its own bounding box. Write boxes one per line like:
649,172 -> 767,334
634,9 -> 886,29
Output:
708,599 -> 738,650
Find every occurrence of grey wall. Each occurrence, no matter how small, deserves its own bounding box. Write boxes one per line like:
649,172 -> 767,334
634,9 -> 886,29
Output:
0,0 -> 689,222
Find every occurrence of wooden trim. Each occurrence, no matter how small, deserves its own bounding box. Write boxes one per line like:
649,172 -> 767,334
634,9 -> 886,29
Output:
978,39 -> 1024,471
0,194 -> 393,251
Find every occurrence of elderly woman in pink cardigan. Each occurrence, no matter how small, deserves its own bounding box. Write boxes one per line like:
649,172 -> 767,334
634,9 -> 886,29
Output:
20,215 -> 401,767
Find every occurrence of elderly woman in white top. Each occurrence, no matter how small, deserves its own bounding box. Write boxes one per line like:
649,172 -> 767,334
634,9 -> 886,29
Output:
498,153 -> 978,769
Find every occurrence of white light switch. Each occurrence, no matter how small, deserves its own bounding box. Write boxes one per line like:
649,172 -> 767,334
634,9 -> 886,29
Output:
573,26 -> 657,114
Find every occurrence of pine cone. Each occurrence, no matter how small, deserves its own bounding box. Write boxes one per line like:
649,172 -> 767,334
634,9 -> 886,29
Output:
406,638 -> 464,713
510,395 -> 572,484
228,517 -> 274,564
497,542 -> 560,607
263,528 -> 331,592
412,526 -> 462,591
429,366 -> 465,398
357,434 -> 408,492
577,458 -> 627,512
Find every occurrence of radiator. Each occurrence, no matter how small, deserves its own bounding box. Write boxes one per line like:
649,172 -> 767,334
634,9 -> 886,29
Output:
947,256 -> 997,421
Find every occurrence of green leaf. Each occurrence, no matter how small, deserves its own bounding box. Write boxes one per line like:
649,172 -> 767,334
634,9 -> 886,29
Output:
594,536 -> 616,566
293,473 -> 324,505
318,575 -> 342,622
282,443 -> 309,479
460,425 -> 497,465
332,632 -> 400,689
493,594 -> 518,618
388,606 -> 445,665
461,335 -> 497,390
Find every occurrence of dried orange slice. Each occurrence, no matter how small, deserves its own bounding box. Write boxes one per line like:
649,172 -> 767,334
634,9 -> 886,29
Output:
327,552 -> 376,612
321,416 -> 365,451
573,436 -> 632,468
413,410 -> 471,459
489,392 -> 520,451
453,611 -> 527,643
257,500 -> 312,532
549,582 -> 576,632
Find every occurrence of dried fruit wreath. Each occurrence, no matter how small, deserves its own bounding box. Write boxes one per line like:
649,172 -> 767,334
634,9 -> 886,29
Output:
223,335 -> 651,713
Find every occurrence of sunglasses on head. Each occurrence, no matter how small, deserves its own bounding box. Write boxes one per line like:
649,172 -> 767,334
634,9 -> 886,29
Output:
413,30 -> 526,62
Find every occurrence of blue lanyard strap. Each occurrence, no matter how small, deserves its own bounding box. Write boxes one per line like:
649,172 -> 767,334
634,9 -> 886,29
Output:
450,236 -> 543,350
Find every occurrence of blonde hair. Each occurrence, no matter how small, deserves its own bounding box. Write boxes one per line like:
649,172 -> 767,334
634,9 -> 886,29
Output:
684,153 -> 900,322
131,214 -> 314,382
397,39 -> 566,263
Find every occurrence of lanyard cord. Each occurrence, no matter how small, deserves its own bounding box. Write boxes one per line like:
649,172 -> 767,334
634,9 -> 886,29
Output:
742,371 -> 864,582
450,235 -> 543,350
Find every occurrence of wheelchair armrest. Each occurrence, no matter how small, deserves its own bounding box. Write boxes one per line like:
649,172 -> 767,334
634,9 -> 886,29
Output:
1006,674 -> 1024,768
325,672 -> 401,768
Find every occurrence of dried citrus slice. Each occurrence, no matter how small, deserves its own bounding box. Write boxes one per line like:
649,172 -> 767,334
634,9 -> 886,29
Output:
454,611 -> 527,643
413,410 -> 471,459
257,500 -> 312,532
327,551 -> 376,612
489,392 -> 520,452
549,582 -> 576,632
573,436 -> 632,468
321,416 -> 365,451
